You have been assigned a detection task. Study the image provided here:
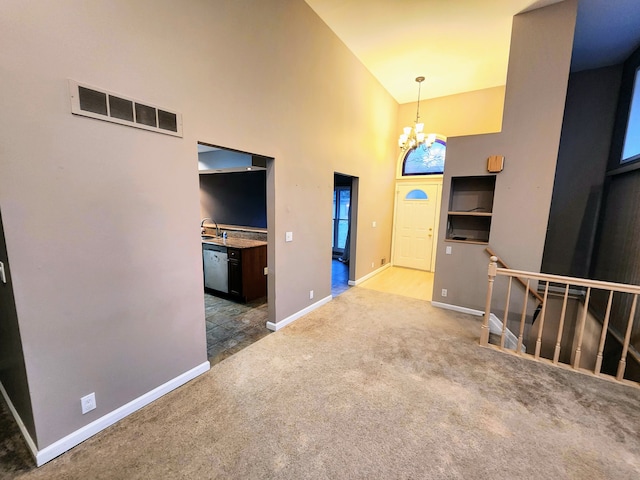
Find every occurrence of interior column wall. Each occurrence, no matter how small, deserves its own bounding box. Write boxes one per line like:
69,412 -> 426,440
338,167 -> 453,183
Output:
433,1 -> 578,311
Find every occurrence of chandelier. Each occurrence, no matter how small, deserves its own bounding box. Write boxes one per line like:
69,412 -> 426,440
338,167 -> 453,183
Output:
398,76 -> 436,151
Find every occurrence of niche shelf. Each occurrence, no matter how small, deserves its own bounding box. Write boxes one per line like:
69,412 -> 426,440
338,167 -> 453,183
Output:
446,175 -> 496,244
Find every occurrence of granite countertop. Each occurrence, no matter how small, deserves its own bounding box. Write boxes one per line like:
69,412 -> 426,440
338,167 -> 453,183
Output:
201,236 -> 267,249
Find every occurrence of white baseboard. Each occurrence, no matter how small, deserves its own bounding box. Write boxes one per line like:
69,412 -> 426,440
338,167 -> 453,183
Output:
347,263 -> 391,286
33,361 -> 210,466
431,301 -> 484,317
431,301 -> 522,352
0,381 -> 39,462
266,295 -> 332,331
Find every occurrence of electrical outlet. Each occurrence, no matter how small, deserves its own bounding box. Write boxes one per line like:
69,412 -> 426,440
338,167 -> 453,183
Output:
441,289 -> 448,297
446,246 -> 452,255
381,258 -> 385,266
285,231 -> 293,242
372,221 -> 377,227
371,262 -> 375,268
309,290 -> 314,299
81,392 -> 96,414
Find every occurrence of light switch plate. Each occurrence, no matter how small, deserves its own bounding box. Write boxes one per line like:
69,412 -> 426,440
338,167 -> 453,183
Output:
285,231 -> 293,242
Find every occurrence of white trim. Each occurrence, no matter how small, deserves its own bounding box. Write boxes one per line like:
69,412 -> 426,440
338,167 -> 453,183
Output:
390,180 -> 442,272
347,263 -> 391,286
431,301 -> 522,352
34,361 -> 209,466
266,295 -> 332,331
0,381 -> 39,462
431,301 -> 483,317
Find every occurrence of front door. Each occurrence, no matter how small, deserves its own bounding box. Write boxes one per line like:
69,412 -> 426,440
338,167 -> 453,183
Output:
393,184 -> 438,271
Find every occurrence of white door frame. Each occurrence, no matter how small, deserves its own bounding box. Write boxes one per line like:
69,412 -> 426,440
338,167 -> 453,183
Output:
391,176 -> 443,272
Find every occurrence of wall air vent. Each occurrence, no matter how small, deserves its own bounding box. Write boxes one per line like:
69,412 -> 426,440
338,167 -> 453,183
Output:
69,80 -> 182,137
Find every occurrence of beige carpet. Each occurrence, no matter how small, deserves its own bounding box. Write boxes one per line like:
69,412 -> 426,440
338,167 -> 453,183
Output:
12,287 -> 640,479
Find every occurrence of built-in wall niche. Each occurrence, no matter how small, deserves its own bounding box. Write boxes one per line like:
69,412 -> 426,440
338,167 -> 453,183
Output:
446,175 -> 496,244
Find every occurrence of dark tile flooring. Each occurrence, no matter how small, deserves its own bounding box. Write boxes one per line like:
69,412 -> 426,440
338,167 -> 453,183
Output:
0,395 -> 34,475
332,258 -> 350,297
205,293 -> 270,365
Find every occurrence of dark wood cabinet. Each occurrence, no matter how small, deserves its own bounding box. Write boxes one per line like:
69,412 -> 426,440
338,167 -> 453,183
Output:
227,245 -> 267,302
227,248 -> 242,297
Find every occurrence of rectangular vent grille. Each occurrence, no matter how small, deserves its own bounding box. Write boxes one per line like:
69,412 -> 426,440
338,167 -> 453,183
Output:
69,80 -> 182,137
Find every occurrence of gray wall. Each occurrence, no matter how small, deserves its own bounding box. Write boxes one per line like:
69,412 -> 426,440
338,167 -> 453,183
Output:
199,171 -> 267,228
434,1 -> 578,311
590,44 -> 640,355
541,66 -> 623,278
0,209 -> 36,441
0,0 -> 398,450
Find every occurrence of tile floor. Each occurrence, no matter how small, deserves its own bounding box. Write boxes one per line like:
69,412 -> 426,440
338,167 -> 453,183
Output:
331,258 -> 350,297
206,258 -> 349,366
205,293 -> 270,365
359,266 -> 434,301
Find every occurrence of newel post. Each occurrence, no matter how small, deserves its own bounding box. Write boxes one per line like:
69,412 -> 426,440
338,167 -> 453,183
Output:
481,256 -> 498,346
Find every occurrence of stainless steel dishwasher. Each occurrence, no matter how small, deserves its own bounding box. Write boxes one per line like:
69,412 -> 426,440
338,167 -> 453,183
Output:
203,244 -> 228,293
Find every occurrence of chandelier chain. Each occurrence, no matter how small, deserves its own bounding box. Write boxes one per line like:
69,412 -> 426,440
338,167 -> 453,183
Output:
398,76 -> 432,151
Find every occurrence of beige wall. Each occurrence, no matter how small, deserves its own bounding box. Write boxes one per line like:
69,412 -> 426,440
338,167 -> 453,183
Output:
396,86 -> 505,140
434,1 -> 578,311
0,0 -> 398,449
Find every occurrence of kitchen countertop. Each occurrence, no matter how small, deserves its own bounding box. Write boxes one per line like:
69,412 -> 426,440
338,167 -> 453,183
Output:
201,236 -> 267,249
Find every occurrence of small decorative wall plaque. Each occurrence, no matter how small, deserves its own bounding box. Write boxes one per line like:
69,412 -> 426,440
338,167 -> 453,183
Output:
487,155 -> 504,173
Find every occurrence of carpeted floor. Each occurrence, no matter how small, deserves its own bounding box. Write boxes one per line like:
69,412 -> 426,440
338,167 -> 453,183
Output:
6,287 -> 640,479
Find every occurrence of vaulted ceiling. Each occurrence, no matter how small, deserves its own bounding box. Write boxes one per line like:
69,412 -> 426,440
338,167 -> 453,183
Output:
305,0 -> 640,104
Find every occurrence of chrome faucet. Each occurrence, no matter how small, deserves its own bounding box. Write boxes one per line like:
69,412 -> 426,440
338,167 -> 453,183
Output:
200,217 -> 220,237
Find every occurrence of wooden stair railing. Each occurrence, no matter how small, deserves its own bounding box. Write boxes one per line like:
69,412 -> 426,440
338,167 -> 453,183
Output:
485,246 -> 544,305
481,256 -> 640,388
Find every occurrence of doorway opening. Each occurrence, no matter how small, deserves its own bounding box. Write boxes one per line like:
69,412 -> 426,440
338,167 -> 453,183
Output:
197,142 -> 274,365
390,139 -> 446,301
332,173 -> 358,297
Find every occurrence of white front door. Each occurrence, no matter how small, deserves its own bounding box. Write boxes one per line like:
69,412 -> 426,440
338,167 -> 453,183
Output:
393,185 -> 439,271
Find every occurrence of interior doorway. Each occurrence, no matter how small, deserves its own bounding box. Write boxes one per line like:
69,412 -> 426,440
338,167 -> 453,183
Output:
197,142 -> 274,365
332,173 -> 358,296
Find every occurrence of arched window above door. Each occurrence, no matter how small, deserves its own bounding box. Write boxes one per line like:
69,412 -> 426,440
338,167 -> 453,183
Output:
402,137 -> 446,176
